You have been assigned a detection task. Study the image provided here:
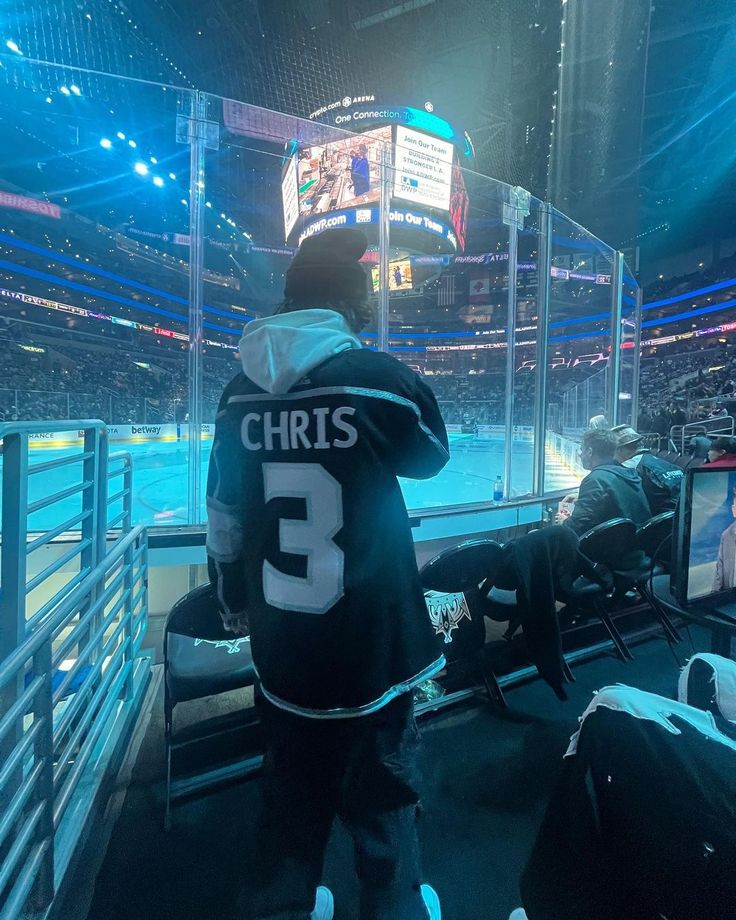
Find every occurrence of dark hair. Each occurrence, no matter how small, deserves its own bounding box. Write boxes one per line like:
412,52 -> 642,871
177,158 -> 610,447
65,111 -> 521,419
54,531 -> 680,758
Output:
581,428 -> 617,462
710,436 -> 736,455
273,298 -> 374,334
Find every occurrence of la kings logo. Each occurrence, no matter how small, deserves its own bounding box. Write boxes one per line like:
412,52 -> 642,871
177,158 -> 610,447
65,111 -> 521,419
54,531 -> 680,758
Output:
424,591 -> 471,644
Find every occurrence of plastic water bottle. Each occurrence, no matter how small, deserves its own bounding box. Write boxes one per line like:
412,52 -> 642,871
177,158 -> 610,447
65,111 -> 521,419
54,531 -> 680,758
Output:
493,475 -> 504,502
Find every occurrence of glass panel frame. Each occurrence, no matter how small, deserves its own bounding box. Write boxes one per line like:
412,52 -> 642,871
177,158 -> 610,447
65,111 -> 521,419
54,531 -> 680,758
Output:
0,57 -> 636,530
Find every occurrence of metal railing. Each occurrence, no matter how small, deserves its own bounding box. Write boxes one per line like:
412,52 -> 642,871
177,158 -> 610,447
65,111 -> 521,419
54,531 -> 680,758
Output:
0,423 -> 136,637
0,526 -> 148,917
0,421 -> 149,918
669,416 -> 735,453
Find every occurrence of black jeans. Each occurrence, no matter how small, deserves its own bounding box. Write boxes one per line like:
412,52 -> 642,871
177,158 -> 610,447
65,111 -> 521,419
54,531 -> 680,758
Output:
250,692 -> 429,920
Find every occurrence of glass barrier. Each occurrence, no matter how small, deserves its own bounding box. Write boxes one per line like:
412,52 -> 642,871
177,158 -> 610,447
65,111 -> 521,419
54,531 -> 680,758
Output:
199,94 -> 393,522
384,162 -> 513,508
617,268 -> 642,428
543,210 -> 618,492
0,58 -> 194,527
0,58 -> 633,530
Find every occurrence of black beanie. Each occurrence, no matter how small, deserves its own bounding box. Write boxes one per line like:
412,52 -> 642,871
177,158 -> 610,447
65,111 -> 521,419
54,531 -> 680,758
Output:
284,228 -> 369,304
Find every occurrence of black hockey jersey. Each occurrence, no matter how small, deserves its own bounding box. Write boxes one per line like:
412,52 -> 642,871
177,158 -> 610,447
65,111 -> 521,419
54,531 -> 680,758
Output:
206,309 -> 449,718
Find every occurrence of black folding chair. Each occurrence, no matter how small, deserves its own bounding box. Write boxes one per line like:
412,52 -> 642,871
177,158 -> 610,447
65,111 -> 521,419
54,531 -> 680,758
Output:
633,511 -> 682,645
419,539 -> 507,706
569,518 -> 639,661
164,584 -> 261,829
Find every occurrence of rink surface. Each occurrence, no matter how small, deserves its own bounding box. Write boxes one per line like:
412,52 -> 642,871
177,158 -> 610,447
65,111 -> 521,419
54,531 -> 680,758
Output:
17,432 -> 579,530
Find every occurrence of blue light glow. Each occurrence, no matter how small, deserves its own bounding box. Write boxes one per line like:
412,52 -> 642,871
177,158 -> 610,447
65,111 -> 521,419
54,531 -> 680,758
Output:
404,107 -> 455,141
128,139 -> 137,148
644,276 -> 736,311
5,40 -> 21,54
152,176 -> 164,187
116,131 -> 126,140
59,86 -> 71,96
99,138 -> 113,150
0,232 -> 252,324
133,162 -> 149,176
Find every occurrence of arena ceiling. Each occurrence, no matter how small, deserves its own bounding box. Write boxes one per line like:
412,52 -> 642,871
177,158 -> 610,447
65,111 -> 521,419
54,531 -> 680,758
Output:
2,0 -> 736,262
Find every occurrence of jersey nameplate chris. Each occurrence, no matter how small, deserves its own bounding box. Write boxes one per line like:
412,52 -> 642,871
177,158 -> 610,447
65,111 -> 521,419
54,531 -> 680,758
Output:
241,406 -> 358,451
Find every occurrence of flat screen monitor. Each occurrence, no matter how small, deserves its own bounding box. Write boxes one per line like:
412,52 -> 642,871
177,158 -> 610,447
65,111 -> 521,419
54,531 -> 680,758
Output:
673,465 -> 736,606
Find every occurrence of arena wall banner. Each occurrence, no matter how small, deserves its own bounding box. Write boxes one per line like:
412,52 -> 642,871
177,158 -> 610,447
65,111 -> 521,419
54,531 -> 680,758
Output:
27,424 -> 215,449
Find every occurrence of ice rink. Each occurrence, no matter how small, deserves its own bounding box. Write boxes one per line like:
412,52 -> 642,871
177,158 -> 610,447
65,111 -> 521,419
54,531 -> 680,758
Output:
19,432 -> 579,530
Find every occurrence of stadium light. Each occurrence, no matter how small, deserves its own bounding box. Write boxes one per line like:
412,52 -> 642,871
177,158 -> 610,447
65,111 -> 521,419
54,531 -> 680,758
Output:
180,198 -> 187,205
70,84 -> 81,96
150,156 -> 158,164
205,201 -> 212,208
5,40 -> 22,55
59,85 -> 71,96
134,162 -> 149,176
128,139 -> 137,148
116,131 -> 126,140
45,97 -> 52,104
168,172 -> 176,180
152,176 -> 164,187
100,138 -> 113,149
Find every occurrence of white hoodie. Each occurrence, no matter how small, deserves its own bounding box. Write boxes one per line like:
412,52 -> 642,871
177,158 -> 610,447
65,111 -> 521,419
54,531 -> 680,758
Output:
238,308 -> 362,395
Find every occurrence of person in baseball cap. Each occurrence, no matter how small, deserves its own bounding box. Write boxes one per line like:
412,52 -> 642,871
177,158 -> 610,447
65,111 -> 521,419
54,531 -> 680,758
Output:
611,425 -> 643,463
611,424 -> 682,514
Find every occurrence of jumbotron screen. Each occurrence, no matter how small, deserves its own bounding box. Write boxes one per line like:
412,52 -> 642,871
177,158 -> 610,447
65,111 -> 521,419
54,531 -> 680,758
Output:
393,126 -> 453,211
450,162 -> 469,252
297,126 -> 392,218
285,123 -> 467,250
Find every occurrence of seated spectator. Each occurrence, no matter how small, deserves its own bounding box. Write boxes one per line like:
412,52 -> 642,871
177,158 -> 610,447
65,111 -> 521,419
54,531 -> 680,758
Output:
558,429 -> 651,535
509,654 -> 736,920
612,425 -> 682,514
707,436 -> 736,467
689,435 -> 712,463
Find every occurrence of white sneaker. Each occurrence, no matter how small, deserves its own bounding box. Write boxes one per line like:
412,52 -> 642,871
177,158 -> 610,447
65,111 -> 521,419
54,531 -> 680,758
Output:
509,910 -> 528,920
311,885 -> 334,920
421,883 -> 441,920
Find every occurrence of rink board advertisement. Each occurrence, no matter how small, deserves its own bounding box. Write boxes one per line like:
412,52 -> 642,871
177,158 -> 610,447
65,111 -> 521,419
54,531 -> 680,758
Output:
27,424 -> 215,448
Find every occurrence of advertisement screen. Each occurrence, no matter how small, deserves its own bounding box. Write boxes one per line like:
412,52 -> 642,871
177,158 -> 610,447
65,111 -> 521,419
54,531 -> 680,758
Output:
281,153 -> 299,240
370,258 -> 413,293
298,206 -> 457,250
297,126 -> 391,217
393,126 -> 453,211
450,162 -> 469,251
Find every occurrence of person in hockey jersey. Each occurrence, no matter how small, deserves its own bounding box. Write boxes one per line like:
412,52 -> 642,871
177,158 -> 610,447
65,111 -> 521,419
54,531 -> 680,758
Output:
206,227 -> 448,920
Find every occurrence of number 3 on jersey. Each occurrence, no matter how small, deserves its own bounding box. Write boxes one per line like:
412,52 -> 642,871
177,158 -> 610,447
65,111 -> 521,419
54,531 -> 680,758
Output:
262,462 -> 344,614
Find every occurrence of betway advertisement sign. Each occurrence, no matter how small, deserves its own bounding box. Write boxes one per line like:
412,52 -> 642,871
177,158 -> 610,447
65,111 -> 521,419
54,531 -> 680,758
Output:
27,425 -> 215,448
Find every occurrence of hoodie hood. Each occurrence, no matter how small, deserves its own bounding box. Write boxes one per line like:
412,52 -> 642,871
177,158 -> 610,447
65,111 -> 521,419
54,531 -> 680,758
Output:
238,308 -> 361,395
